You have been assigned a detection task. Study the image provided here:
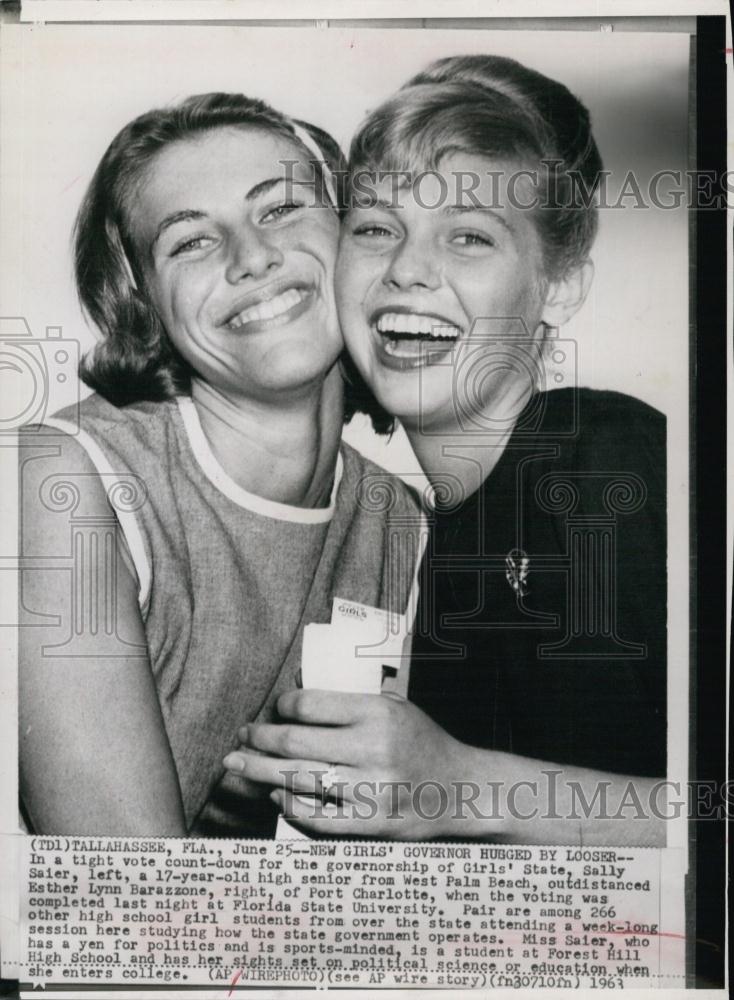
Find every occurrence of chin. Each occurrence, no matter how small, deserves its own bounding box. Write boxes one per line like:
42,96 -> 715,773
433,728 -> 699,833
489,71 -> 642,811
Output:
374,366 -> 451,422
368,382 -> 422,428
265,339 -> 341,378
269,366 -> 335,395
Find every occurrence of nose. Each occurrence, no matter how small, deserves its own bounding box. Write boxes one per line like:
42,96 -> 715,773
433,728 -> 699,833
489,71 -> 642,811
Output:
382,234 -> 441,291
225,226 -> 284,284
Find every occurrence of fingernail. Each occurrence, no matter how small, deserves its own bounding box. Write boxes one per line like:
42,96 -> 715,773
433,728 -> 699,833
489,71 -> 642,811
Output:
223,752 -> 246,773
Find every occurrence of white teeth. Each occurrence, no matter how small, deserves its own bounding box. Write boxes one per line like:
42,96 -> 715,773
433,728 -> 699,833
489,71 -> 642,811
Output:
375,312 -> 460,339
384,339 -> 418,358
227,287 -> 307,328
383,338 -> 456,359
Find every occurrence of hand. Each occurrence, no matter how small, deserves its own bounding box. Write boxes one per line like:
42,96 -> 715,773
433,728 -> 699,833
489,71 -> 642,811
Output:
224,691 -> 667,846
222,689 -> 478,839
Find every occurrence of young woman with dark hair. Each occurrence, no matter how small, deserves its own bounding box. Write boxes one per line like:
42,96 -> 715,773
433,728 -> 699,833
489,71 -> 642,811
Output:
19,92 -> 422,836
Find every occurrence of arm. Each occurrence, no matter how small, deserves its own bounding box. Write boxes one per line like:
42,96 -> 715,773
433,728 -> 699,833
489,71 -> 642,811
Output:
19,430 -> 186,835
224,690 -> 665,846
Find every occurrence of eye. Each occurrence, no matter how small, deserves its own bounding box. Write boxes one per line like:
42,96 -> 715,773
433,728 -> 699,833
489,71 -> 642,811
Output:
260,202 -> 303,224
170,234 -> 217,257
452,232 -> 496,248
351,223 -> 396,239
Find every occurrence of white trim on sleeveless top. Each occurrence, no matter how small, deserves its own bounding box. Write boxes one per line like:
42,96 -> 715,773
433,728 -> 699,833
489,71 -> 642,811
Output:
177,396 -> 342,524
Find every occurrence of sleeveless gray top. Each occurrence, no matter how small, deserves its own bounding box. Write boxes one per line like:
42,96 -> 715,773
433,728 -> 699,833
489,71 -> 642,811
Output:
46,395 -> 424,835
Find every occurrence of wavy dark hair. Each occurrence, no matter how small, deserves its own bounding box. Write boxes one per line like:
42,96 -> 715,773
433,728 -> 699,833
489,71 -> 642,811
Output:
75,90 -> 390,430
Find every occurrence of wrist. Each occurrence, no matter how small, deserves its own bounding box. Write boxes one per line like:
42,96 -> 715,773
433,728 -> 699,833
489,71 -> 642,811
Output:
432,740 -> 507,840
439,745 -> 557,842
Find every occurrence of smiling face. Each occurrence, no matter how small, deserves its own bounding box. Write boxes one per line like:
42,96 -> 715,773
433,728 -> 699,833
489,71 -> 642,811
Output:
129,126 -> 342,402
336,153 -> 560,433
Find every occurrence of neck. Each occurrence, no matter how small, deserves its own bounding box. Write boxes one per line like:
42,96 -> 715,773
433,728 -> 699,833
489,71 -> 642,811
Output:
404,378 -> 536,502
190,369 -> 344,508
405,427 -> 513,503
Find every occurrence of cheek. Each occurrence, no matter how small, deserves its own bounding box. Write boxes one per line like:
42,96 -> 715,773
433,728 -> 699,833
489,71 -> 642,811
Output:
463,261 -> 543,320
336,250 -> 374,310
168,279 -> 205,326
334,253 -> 354,310
336,276 -> 370,354
150,270 -> 211,339
298,215 -> 339,262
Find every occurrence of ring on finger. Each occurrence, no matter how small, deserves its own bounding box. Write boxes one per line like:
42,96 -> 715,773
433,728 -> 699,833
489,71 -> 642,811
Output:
320,764 -> 341,804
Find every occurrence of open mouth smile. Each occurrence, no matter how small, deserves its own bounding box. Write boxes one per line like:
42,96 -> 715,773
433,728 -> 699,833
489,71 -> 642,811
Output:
223,282 -> 314,333
371,309 -> 462,369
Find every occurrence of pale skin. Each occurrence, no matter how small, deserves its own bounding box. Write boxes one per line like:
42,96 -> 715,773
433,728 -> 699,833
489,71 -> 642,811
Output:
224,156 -> 666,846
20,126 -> 344,834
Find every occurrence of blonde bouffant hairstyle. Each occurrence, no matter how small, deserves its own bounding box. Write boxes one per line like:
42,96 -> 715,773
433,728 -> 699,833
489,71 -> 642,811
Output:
347,54 -> 603,281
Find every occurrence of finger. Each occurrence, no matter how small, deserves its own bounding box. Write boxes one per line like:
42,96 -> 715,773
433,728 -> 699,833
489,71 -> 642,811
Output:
271,789 -> 384,836
231,733 -> 270,758
223,750 -> 357,798
245,721 -> 360,765
276,688 -> 379,725
382,690 -> 407,702
224,750 -> 311,790
216,766 -> 272,801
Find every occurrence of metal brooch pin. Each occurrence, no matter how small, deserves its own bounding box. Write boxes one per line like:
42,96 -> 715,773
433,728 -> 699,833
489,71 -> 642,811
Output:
505,548 -> 530,597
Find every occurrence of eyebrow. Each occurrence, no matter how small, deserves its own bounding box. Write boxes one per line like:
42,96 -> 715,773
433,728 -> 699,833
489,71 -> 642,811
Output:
150,209 -> 207,251
150,177 -> 314,250
348,198 -> 515,235
444,204 -> 515,234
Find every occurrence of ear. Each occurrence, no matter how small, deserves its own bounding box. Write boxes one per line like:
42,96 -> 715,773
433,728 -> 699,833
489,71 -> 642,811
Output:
541,260 -> 594,328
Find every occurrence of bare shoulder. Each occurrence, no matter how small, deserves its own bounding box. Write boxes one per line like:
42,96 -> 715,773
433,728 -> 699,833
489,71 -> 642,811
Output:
19,423 -> 123,552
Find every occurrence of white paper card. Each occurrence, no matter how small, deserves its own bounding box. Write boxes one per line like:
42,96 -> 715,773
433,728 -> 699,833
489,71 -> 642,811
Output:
331,597 -> 407,671
300,622 -> 384,694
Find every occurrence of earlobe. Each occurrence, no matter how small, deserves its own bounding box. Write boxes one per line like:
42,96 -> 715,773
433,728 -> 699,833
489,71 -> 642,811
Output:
541,259 -> 594,328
